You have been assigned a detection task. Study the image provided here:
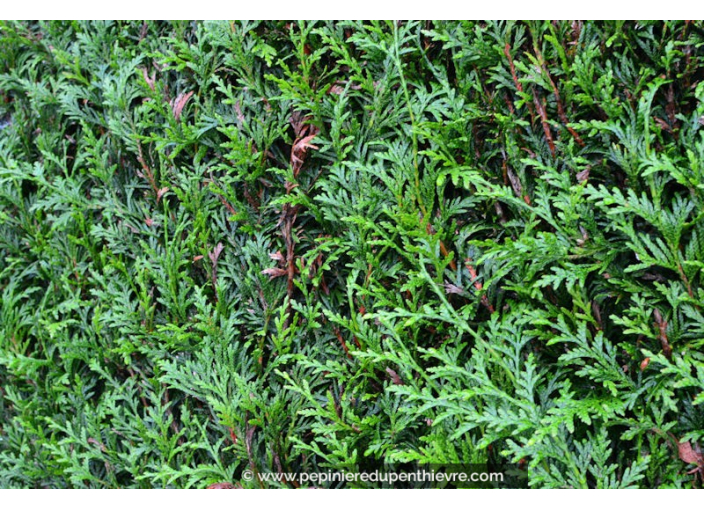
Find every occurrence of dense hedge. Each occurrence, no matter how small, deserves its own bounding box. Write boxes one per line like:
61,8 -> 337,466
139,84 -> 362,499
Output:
1,20 -> 704,488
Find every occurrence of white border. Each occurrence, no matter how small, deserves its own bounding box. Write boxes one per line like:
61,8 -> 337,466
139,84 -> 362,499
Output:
2,3 -> 703,21
0,487 -> 690,501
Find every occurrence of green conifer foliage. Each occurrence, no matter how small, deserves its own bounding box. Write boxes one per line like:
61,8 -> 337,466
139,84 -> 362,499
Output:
1,20 -> 703,488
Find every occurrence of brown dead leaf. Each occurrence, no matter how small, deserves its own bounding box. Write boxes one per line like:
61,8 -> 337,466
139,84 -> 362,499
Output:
328,80 -> 362,95
171,91 -> 194,122
507,168 -> 523,197
289,111 -> 319,177
141,68 -> 156,91
290,110 -> 307,136
329,84 -> 345,95
291,132 -> 319,176
295,133 -> 319,153
206,482 -> 238,489
208,242 -> 224,265
156,187 -> 169,204
234,100 -> 245,124
576,168 -> 590,183
262,267 -> 287,278
678,441 -> 704,466
640,357 -> 650,371
87,437 -> 107,453
245,425 -> 256,460
208,242 -> 224,300
386,367 -> 404,385
444,283 -> 464,295
654,117 -> 672,133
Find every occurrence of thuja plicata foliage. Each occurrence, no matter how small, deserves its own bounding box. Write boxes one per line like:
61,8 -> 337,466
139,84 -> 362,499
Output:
1,20 -> 704,488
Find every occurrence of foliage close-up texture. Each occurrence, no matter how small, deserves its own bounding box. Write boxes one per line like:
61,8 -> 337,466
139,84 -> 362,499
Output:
1,20 -> 704,488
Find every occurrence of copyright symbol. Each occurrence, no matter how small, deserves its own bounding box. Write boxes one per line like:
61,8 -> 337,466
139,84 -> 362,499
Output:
242,469 -> 254,482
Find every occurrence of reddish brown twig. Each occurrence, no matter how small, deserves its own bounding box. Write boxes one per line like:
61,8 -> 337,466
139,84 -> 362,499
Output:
533,89 -> 556,157
544,68 -> 585,147
653,309 -> 672,360
334,326 -> 352,359
425,221 -> 457,272
504,43 -> 536,122
290,111 -> 319,178
531,42 -> 584,148
136,141 -> 159,197
208,242 -> 224,302
504,43 -> 523,93
465,258 -> 495,314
